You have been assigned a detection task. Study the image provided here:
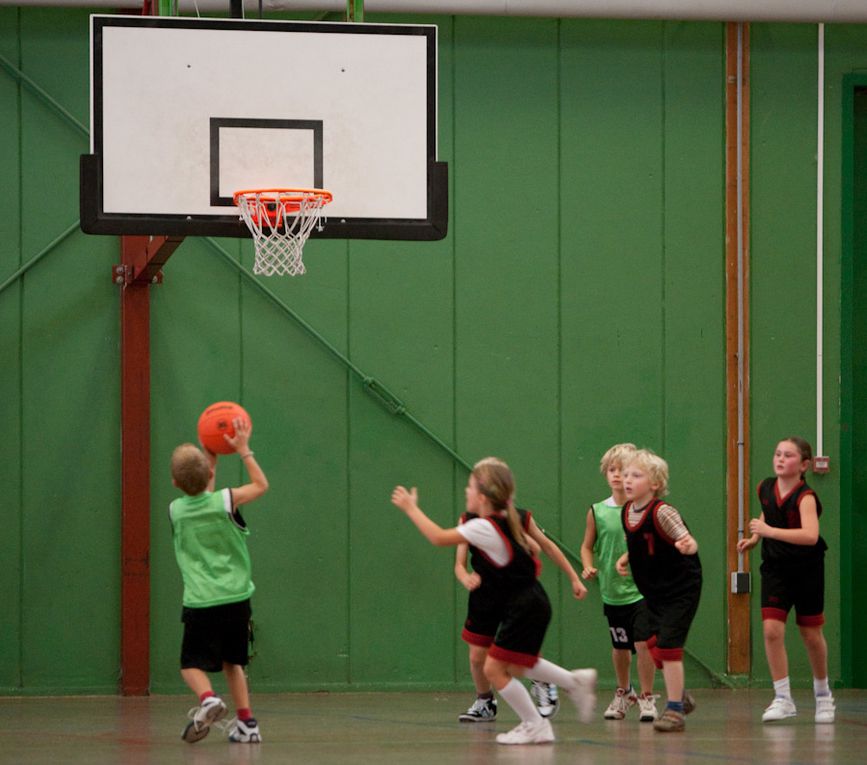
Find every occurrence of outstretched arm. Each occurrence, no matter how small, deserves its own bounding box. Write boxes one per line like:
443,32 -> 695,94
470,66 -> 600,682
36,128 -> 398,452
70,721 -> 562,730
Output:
225,417 -> 269,507
526,517 -> 587,600
391,486 -> 465,547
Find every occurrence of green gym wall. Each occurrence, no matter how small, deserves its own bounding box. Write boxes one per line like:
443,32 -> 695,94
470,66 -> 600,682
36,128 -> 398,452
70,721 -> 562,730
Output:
1,9 -> 864,694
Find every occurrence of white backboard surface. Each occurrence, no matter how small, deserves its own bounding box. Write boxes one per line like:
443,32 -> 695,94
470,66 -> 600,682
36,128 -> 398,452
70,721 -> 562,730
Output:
81,15 -> 447,239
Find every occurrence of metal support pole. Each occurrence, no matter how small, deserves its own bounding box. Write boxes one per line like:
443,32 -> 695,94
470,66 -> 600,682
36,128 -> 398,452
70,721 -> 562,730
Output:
120,270 -> 151,696
117,235 -> 181,695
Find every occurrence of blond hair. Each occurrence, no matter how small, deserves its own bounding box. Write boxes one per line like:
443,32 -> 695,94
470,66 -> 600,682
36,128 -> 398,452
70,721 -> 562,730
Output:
171,443 -> 210,496
472,457 -> 531,554
600,442 -> 638,474
625,448 -> 670,498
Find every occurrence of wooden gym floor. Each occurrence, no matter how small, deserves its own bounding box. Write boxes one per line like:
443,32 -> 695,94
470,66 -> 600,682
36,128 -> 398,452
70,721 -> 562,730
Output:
0,689 -> 864,764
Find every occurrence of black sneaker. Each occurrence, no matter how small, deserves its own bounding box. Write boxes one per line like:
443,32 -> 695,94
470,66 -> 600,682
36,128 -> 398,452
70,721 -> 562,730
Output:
530,680 -> 560,719
458,696 -> 497,722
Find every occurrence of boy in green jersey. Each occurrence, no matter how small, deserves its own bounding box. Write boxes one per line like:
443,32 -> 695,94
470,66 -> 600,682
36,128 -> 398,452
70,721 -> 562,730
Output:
169,417 -> 269,744
580,443 -> 657,721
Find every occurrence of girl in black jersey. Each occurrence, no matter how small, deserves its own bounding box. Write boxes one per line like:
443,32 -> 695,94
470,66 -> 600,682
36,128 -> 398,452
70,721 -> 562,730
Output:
391,457 -> 597,746
737,437 -> 835,724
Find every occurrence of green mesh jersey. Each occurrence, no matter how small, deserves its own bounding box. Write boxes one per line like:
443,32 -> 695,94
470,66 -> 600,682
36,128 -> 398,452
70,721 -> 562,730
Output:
591,498 -> 643,606
169,488 -> 255,608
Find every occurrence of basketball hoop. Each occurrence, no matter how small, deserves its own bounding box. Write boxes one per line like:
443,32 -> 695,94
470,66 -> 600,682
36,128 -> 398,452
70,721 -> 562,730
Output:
233,188 -> 333,276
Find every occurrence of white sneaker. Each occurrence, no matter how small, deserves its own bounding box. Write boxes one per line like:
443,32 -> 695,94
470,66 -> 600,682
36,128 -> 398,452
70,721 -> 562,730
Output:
762,696 -> 797,722
815,695 -> 835,724
182,695 -> 228,743
638,693 -> 659,722
566,668 -> 597,723
227,717 -> 262,743
495,718 -> 555,745
604,687 -> 638,720
530,680 -> 560,719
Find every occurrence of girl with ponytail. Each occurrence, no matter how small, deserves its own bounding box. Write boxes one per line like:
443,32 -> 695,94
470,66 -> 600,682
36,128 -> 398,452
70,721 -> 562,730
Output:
391,457 -> 597,746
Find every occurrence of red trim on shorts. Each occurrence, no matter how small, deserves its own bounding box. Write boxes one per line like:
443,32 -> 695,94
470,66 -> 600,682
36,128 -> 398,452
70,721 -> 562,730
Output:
645,635 -> 664,669
462,628 -> 494,647
488,644 -> 539,668
796,613 -> 825,627
656,647 -> 684,662
762,607 -> 789,623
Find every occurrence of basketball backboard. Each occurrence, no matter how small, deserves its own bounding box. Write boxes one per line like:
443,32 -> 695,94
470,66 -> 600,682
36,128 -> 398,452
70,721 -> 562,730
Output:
80,15 -> 447,240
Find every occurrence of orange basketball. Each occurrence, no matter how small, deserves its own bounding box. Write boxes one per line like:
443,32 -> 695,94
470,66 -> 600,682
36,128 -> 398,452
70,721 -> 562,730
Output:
197,401 -> 251,454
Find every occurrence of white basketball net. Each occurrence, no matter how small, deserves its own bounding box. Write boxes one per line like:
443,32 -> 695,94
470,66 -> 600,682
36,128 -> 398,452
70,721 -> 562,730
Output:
235,190 -> 331,277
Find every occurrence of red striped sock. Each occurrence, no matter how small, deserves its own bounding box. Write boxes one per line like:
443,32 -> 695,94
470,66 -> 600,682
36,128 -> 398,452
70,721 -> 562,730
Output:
237,708 -> 253,721
199,690 -> 215,703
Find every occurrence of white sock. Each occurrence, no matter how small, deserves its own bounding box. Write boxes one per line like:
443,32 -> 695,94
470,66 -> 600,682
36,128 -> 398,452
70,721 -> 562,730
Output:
524,658 -> 575,688
498,678 -> 543,723
773,676 -> 792,700
813,677 -> 831,697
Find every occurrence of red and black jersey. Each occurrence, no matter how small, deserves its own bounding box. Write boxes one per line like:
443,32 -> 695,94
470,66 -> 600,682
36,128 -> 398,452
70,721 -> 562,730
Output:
460,508 -> 541,592
757,478 -> 827,562
621,499 -> 702,600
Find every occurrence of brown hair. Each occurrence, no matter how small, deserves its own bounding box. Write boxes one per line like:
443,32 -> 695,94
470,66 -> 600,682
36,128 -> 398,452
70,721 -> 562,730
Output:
472,457 -> 531,554
171,443 -> 210,495
781,436 -> 813,478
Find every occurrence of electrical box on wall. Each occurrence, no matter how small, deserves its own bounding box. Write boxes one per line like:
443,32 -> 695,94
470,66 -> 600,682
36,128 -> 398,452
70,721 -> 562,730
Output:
813,456 -> 831,473
731,572 -> 751,594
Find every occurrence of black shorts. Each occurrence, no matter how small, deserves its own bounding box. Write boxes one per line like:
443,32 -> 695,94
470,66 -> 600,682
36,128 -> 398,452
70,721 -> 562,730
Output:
603,600 -> 644,652
462,586 -> 501,647
632,585 -> 700,651
462,582 -> 551,668
180,599 -> 252,672
761,556 -> 825,625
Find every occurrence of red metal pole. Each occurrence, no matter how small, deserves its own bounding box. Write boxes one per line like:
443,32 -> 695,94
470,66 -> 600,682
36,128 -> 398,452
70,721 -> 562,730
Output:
120,236 -> 152,695
117,234 -> 181,695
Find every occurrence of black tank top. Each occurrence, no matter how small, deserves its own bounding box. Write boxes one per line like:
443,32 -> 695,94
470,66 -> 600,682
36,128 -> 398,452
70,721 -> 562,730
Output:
460,509 -> 540,593
757,478 -> 827,562
622,499 -> 702,599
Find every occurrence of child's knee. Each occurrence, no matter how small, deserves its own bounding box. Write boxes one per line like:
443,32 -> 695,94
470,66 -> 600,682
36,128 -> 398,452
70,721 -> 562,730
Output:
763,619 -> 786,642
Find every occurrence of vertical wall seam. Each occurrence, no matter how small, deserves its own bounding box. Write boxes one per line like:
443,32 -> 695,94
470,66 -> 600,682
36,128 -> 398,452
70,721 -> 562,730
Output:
16,6 -> 25,691
555,17 -> 564,641
238,241 -> 245,486
450,13 -> 458,682
660,21 -> 668,448
345,237 -> 352,685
